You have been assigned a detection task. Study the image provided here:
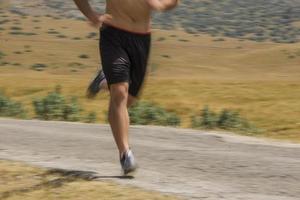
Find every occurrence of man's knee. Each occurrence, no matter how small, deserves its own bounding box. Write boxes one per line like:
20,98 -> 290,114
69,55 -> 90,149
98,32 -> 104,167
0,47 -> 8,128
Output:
110,83 -> 129,106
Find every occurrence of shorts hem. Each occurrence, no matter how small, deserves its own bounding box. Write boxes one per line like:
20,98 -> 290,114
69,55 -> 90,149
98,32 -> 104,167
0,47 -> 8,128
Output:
107,79 -> 130,86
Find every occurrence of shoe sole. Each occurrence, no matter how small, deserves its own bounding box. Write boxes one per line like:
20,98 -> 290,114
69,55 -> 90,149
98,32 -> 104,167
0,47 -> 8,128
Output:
123,164 -> 138,176
86,71 -> 105,99
123,168 -> 137,176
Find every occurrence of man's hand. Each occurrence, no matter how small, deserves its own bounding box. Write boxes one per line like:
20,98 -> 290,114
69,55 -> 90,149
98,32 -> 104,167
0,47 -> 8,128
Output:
87,12 -> 112,28
146,0 -> 179,11
73,0 -> 111,28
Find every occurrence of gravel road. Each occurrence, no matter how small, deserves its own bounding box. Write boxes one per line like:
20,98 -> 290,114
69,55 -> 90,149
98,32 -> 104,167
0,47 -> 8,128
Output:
0,118 -> 299,200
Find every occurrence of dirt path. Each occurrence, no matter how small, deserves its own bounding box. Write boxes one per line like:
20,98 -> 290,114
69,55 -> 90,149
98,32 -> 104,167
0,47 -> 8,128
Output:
0,118 -> 299,200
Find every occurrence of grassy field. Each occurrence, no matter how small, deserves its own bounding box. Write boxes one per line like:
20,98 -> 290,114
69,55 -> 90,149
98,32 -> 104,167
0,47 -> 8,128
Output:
0,160 -> 180,200
0,11 -> 300,141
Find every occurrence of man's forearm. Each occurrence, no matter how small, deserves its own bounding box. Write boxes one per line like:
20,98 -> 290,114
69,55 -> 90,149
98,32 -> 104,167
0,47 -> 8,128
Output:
147,0 -> 179,11
73,0 -> 96,21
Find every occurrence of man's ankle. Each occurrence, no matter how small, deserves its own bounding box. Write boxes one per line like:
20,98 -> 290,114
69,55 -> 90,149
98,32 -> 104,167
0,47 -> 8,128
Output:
120,148 -> 130,159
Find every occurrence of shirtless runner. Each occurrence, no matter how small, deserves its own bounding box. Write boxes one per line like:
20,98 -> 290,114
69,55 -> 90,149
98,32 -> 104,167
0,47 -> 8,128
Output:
73,0 -> 179,175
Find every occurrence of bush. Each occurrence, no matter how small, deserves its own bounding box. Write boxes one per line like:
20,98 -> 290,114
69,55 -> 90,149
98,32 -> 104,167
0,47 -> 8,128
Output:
85,112 -> 97,123
56,34 -> 67,38
87,32 -> 97,39
0,51 -> 6,59
47,30 -> 59,34
79,54 -> 89,59
10,26 -> 22,31
192,106 -> 217,129
161,54 -> 171,58
0,92 -> 27,118
128,101 -> 180,127
217,109 -> 243,129
9,31 -> 36,36
32,86 -> 81,121
157,37 -> 166,41
31,63 -> 47,71
191,106 -> 259,134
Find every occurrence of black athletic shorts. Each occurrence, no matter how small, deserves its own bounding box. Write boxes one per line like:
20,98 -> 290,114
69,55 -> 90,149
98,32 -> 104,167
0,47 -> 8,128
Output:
100,24 -> 151,97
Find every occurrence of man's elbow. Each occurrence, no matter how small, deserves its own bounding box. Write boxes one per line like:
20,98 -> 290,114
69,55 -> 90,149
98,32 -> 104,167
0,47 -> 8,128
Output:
147,0 -> 179,12
149,4 -> 166,11
160,1 -> 179,12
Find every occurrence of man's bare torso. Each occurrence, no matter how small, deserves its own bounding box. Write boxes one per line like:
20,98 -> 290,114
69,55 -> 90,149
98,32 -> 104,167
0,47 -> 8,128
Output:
105,0 -> 152,33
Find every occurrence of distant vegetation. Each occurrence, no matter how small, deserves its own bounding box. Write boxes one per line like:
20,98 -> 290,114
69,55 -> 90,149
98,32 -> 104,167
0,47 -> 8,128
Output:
129,101 -> 181,127
33,86 -> 96,123
191,106 -> 259,135
0,87 -> 261,134
0,51 -> 7,66
0,51 -> 5,60
0,92 -> 27,118
31,63 -> 47,71
79,54 -> 89,59
33,86 -> 81,121
8,0 -> 299,43
155,0 -> 300,43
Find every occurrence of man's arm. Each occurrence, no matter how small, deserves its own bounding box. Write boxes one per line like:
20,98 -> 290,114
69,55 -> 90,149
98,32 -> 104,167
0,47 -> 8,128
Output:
146,0 -> 179,11
73,0 -> 110,27
73,0 -> 98,24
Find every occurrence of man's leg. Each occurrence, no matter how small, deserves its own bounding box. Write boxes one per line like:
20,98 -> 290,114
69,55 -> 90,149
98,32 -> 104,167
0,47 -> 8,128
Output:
127,95 -> 137,108
108,83 -> 138,175
108,82 -> 130,157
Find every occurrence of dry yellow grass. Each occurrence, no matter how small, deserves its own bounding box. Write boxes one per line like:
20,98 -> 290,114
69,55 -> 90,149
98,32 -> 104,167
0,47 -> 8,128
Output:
0,11 -> 300,141
0,160 -> 180,200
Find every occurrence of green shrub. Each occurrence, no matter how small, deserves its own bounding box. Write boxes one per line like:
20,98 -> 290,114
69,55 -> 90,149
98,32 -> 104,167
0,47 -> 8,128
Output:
47,30 -> 59,34
0,92 -> 27,118
157,37 -> 166,41
161,55 -> 171,58
0,51 -> 6,59
32,86 -> 81,121
217,109 -> 243,129
86,32 -> 97,39
191,106 -> 259,134
0,61 -> 9,66
192,106 -> 217,129
10,26 -> 22,31
128,101 -> 180,127
178,39 -> 189,42
213,38 -> 225,42
85,112 -> 97,123
9,31 -> 36,36
62,97 -> 81,122
79,54 -> 89,59
31,63 -> 47,71
56,34 -> 67,38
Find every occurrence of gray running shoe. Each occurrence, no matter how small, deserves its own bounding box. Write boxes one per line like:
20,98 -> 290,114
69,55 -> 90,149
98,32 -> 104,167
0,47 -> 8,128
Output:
86,70 -> 106,99
120,149 -> 138,175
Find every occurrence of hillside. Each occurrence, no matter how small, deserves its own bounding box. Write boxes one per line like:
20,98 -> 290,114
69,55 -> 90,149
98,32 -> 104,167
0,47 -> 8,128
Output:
5,0 -> 300,43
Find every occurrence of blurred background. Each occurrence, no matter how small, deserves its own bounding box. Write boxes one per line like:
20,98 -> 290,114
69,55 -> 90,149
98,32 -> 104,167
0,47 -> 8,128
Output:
0,0 -> 300,141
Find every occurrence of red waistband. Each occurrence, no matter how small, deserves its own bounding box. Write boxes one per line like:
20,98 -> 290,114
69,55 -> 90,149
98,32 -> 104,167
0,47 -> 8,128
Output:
102,23 -> 151,35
